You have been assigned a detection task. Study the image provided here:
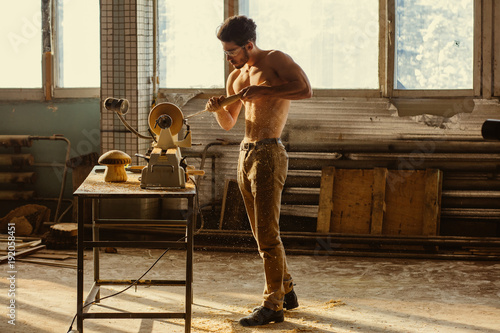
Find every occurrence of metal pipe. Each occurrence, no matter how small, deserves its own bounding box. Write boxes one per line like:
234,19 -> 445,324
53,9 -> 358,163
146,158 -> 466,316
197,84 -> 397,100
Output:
80,224 -> 500,259
97,279 -> 186,286
0,135 -> 32,147
195,245 -> 500,261
0,172 -> 36,184
0,154 -> 34,166
0,135 -> 72,220
286,140 -> 500,154
55,201 -> 73,223
92,224 -> 500,248
196,140 -> 240,216
288,158 -> 500,172
442,178 -> 500,190
199,139 -> 240,171
152,0 -> 158,97
441,208 -> 500,219
0,190 -> 34,200
38,204 -> 73,224
83,283 -> 99,313
197,229 -> 500,247
29,135 -> 71,222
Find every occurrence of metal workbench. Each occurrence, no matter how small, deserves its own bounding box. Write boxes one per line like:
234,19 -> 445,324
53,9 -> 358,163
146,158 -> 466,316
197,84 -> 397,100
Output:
74,167 -> 196,332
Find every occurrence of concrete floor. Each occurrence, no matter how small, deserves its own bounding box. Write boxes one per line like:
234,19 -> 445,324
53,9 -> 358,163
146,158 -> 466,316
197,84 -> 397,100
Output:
1,249 -> 500,333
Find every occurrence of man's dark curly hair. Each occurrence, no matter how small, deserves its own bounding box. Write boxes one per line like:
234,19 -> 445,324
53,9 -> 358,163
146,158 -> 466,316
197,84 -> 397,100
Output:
217,15 -> 257,47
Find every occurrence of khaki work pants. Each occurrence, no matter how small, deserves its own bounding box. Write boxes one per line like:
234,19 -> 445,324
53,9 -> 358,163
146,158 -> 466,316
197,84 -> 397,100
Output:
237,139 -> 294,311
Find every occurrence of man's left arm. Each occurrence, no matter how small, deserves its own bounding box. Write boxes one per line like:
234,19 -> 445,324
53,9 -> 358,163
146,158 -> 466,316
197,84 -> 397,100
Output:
241,51 -> 312,101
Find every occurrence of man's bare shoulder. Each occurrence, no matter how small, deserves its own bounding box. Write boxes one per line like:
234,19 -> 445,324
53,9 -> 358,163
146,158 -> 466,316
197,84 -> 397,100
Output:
265,50 -> 293,63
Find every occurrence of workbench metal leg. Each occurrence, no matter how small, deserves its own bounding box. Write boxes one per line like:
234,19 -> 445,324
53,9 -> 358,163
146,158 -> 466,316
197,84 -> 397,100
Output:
92,199 -> 100,302
77,197 -> 85,333
185,197 -> 194,333
212,157 -> 216,211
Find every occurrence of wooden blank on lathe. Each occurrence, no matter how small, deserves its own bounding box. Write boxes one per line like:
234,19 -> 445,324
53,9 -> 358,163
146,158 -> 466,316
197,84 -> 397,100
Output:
316,167 -> 442,236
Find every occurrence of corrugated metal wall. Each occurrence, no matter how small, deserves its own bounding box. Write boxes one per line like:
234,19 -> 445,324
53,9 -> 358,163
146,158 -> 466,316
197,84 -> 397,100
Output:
171,96 -> 500,211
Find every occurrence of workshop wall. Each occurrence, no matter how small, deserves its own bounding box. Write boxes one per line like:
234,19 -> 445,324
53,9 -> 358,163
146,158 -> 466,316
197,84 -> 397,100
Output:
181,97 -> 500,227
0,99 -> 100,220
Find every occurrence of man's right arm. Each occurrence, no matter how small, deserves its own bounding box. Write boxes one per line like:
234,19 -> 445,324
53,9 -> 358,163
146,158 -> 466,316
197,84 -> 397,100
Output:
206,70 -> 243,131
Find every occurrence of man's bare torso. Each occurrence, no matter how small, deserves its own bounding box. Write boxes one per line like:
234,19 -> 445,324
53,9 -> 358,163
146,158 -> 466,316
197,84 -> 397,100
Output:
231,50 -> 291,143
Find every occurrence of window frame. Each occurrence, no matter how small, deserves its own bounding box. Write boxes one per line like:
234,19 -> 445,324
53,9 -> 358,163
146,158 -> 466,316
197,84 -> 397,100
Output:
1,0 -> 497,102
158,0 -> 237,99
386,0 -> 480,98
0,0 -> 100,101
51,0 -> 100,99
159,0 -> 385,97
160,0 -> 494,101
0,0 -> 45,101
0,88 -> 45,101
490,0 -> 499,98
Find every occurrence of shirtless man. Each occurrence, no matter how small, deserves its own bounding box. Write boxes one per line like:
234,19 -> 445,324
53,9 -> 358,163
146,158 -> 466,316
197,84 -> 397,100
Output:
206,15 -> 312,326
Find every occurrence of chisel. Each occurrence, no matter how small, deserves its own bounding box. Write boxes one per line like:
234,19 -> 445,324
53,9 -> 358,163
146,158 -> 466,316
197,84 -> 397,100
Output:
185,81 -> 267,119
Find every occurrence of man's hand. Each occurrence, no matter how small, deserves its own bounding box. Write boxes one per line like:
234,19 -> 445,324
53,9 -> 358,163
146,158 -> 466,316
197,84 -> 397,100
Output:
206,81 -> 268,112
240,83 -> 269,101
205,95 -> 226,112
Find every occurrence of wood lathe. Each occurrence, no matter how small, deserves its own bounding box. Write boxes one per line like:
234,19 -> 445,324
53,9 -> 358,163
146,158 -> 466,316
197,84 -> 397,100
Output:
104,98 -> 198,189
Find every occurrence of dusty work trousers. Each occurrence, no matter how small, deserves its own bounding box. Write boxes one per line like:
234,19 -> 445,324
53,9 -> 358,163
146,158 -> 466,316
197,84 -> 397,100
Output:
237,139 -> 294,311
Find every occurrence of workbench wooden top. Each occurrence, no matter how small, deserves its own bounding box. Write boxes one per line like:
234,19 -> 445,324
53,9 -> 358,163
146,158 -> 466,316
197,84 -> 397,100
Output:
74,167 -> 196,198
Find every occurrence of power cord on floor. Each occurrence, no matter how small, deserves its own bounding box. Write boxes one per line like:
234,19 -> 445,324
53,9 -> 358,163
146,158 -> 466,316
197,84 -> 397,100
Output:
67,176 -> 204,333
66,243 -> 179,332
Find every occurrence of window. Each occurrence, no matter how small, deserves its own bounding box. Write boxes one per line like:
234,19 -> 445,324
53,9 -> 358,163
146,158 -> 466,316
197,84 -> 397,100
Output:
0,0 -> 495,100
55,0 -> 100,88
241,0 -> 379,89
158,0 -> 224,89
0,1 -> 42,88
394,0 -> 474,90
0,0 -> 100,99
158,0 -> 379,90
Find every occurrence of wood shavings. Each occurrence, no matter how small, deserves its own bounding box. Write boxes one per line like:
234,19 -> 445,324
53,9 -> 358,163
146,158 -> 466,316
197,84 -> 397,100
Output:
324,299 -> 346,308
74,169 -> 196,197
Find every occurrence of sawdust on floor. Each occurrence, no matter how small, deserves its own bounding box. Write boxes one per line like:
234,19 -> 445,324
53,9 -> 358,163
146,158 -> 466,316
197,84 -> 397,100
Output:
3,248 -> 500,333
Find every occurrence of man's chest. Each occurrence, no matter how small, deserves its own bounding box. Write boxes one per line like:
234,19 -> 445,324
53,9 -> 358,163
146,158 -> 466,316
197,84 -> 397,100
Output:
234,66 -> 273,91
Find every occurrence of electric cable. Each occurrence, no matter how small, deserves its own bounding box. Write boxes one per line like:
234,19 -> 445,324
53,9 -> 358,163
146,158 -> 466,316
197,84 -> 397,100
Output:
66,244 -> 179,332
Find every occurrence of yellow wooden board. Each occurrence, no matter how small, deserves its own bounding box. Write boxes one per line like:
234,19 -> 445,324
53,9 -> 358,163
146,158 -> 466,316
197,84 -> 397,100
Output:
316,167 -> 335,233
384,170 -> 427,235
330,169 -> 374,234
317,168 -> 442,236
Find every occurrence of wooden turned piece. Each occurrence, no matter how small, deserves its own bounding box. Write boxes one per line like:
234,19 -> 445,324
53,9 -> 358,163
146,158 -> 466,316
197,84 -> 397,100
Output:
98,150 -> 131,182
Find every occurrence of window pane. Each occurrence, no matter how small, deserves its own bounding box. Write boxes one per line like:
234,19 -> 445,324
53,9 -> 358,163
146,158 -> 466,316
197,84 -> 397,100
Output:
241,0 -> 379,89
0,1 -> 42,88
395,0 -> 474,90
159,0 -> 224,88
56,0 -> 100,88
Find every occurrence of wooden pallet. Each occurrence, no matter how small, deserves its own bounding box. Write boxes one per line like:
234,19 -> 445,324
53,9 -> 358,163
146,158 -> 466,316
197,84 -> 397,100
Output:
317,167 -> 442,236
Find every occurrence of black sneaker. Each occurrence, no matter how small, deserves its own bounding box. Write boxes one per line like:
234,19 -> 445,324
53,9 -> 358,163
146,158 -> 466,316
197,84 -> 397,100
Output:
284,289 -> 299,310
239,306 -> 284,326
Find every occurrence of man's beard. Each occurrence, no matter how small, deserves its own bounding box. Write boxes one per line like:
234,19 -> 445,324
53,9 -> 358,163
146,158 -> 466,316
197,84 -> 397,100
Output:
233,48 -> 250,69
